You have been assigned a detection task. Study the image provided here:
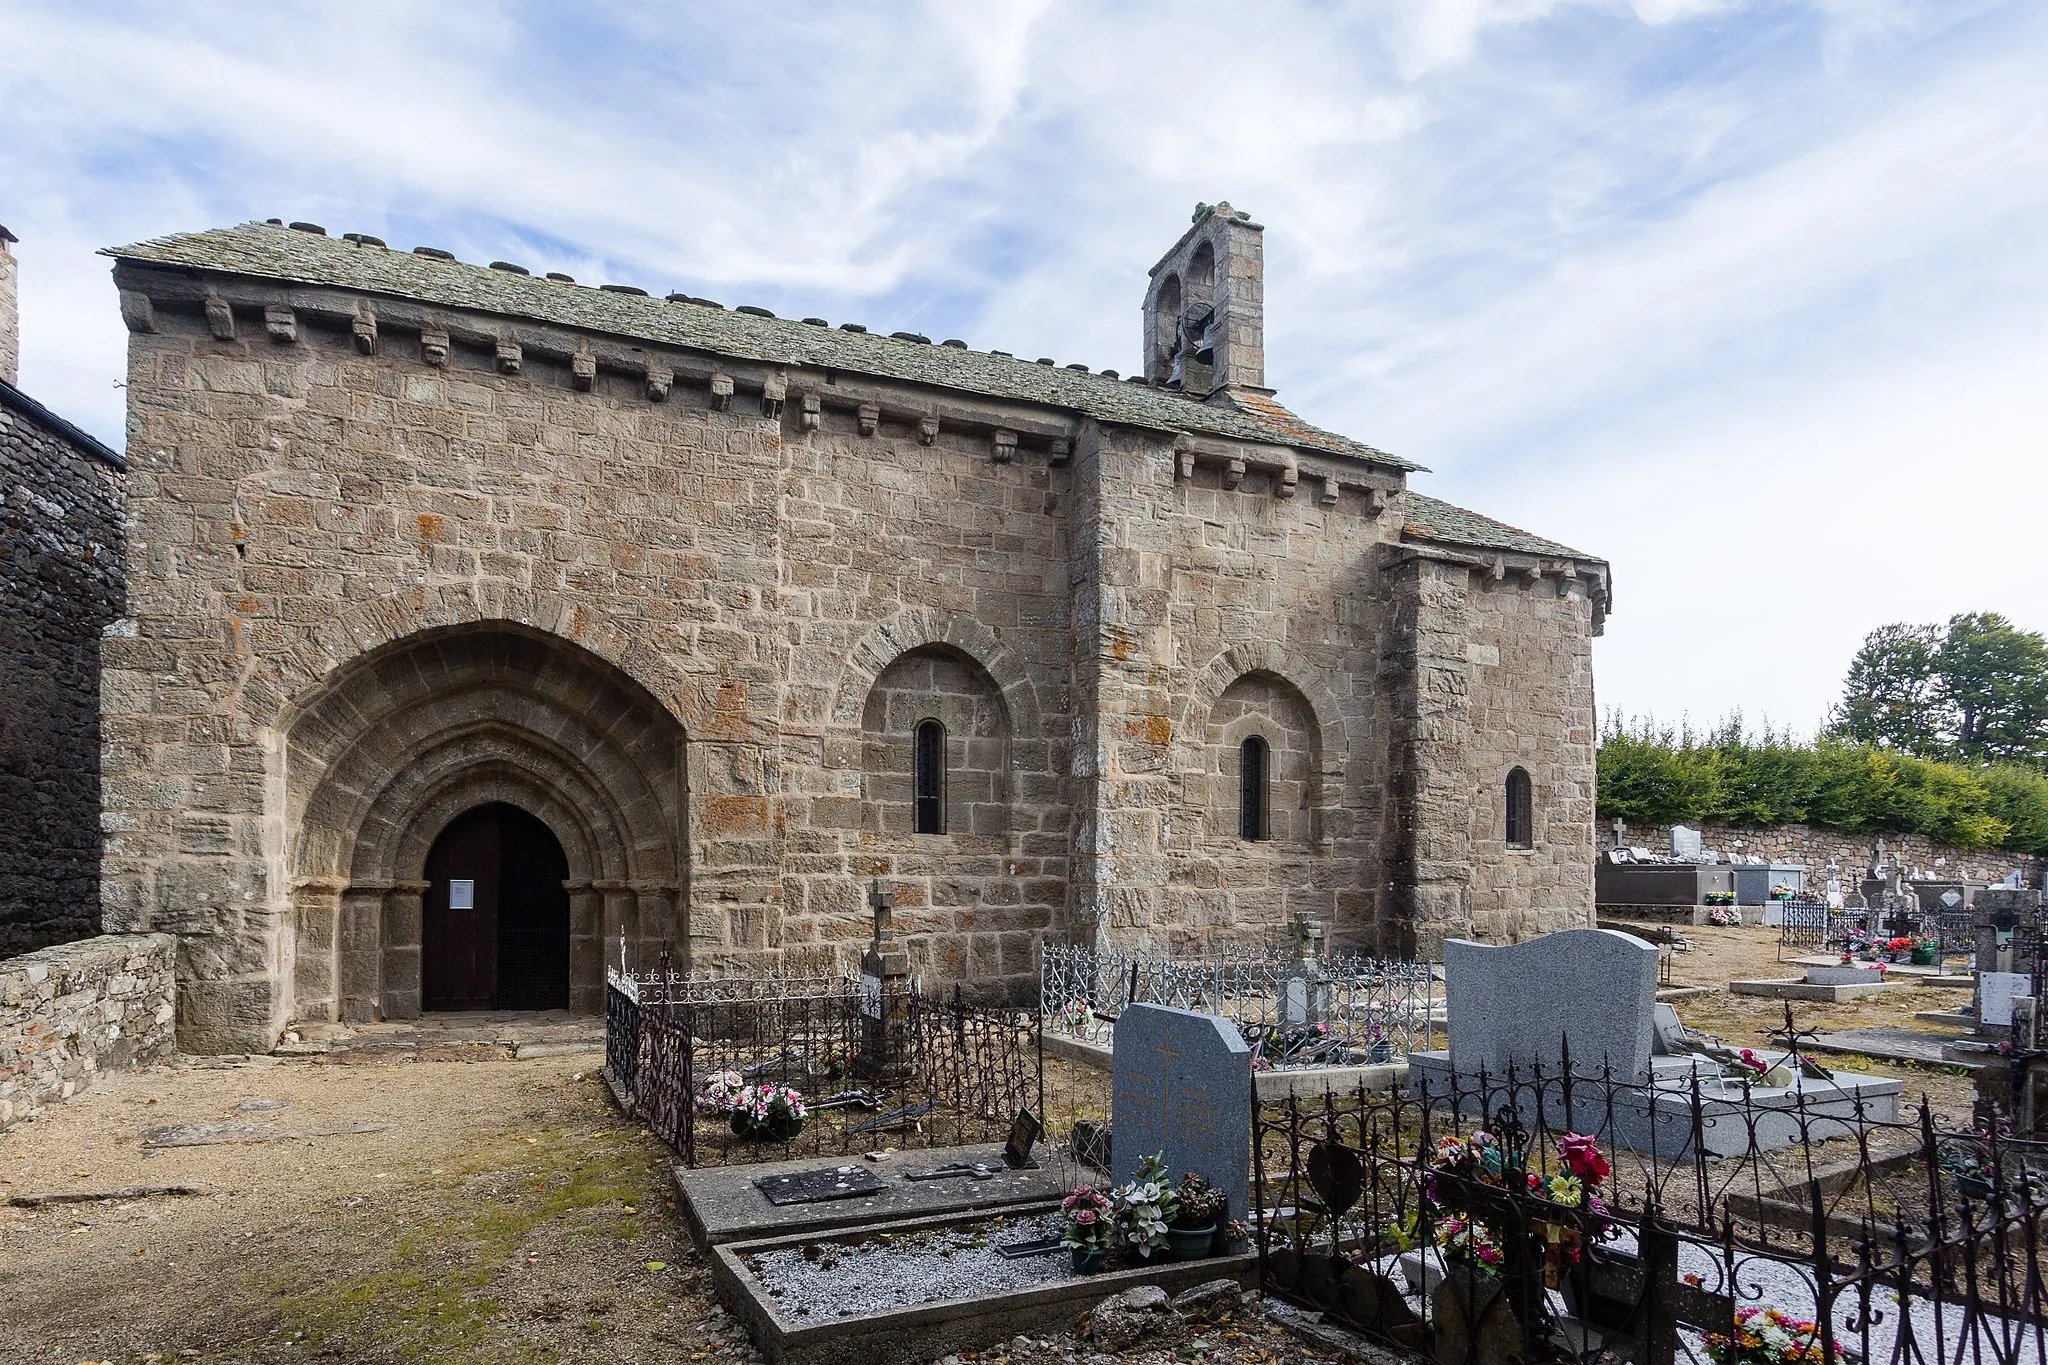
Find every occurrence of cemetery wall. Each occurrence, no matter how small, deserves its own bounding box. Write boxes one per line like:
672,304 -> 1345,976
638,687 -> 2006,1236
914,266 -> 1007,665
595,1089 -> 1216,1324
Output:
1462,569 -> 1601,940
0,933 -> 176,1129
0,380 -> 125,955
1599,821 -> 2046,887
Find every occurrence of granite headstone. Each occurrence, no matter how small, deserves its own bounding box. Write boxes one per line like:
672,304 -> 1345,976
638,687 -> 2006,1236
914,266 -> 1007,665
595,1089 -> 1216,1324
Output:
1111,1003 -> 1253,1223
1444,929 -> 1662,1085
1669,825 -> 1703,859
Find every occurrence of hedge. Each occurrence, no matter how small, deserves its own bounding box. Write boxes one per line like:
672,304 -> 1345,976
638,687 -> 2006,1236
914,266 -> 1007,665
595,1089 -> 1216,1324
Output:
1596,717 -> 2048,854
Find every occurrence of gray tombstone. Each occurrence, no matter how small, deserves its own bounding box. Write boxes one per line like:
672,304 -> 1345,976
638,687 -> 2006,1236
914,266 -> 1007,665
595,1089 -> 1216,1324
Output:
1650,1002 -> 1689,1057
1111,1003 -> 1253,1224
1444,929 -> 1662,1085
1669,825 -> 1703,860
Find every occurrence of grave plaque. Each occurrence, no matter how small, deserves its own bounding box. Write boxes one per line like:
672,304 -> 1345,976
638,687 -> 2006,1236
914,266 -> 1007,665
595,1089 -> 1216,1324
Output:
1669,826 -> 1703,859
752,1165 -> 887,1206
1445,930 -> 1661,1085
1111,1003 -> 1252,1224
1981,971 -> 2031,1028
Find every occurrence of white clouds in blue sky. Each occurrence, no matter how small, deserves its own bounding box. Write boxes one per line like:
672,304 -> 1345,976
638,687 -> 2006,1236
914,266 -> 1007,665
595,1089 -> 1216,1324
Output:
4,0 -> 2044,733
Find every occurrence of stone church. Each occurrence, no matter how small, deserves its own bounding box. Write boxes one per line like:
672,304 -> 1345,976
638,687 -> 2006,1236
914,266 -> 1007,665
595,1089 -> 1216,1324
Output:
98,203 -> 1610,1053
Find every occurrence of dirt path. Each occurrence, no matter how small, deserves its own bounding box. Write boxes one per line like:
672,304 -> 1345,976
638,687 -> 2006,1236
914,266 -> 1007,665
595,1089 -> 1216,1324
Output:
0,1052 -> 748,1364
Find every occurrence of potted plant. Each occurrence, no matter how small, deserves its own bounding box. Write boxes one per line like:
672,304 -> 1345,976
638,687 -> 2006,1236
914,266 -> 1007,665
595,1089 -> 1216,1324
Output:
729,1082 -> 806,1140
1060,1183 -> 1113,1273
1110,1153 -> 1177,1260
1167,1171 -> 1224,1260
1910,935 -> 1940,967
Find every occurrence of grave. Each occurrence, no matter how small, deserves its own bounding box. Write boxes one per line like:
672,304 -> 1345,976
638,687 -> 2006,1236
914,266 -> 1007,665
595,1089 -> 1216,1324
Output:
1111,1003 -> 1254,1225
1730,963 -> 1906,1002
711,1204 -> 1255,1365
1408,928 -> 1901,1155
675,1141 -> 1072,1250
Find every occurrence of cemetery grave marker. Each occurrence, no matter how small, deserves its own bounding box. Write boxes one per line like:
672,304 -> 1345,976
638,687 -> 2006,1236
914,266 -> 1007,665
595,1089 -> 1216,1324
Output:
1111,1003 -> 1253,1222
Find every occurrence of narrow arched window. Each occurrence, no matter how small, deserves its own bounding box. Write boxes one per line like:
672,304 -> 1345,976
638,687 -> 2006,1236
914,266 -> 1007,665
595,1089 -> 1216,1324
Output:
1240,736 -> 1270,842
914,719 -> 946,834
1506,767 -> 1533,849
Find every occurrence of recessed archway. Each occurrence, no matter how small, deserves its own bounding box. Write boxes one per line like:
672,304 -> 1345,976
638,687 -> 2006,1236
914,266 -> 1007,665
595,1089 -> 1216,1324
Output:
282,623 -> 687,1023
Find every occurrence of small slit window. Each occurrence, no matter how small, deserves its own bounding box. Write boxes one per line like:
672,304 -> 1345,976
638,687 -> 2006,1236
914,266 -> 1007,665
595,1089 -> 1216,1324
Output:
1506,767 -> 1533,849
1239,736 -> 1270,842
914,719 -> 946,834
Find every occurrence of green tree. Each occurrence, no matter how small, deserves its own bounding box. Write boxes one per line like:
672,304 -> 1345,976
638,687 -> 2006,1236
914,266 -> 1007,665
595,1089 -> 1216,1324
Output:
1935,613 -> 2048,765
1830,623 -> 1943,754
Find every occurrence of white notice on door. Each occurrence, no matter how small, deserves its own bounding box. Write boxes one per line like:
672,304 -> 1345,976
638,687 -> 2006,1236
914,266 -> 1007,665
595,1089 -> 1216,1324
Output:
1981,970 -> 2030,1027
449,879 -> 475,911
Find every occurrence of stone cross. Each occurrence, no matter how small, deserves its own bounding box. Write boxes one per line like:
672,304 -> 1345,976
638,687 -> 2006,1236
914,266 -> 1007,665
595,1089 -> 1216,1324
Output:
867,877 -> 895,947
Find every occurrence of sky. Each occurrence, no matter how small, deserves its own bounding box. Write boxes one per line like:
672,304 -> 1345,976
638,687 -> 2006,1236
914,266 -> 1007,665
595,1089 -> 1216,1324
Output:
4,0 -> 2045,737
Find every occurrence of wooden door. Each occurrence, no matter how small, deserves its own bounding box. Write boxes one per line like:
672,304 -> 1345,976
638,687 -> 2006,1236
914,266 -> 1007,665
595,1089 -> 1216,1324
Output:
423,805 -> 501,1010
422,803 -> 571,1012
495,805 -> 571,1010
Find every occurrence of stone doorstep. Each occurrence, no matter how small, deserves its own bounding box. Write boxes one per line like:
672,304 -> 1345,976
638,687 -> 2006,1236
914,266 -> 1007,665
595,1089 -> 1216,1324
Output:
675,1141 -> 1071,1251
710,1201 -> 1256,1365
1728,978 -> 1906,1002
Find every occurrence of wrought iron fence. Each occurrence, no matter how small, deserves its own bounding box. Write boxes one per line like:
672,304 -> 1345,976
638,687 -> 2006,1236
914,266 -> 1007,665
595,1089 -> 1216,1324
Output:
604,952 -> 1041,1167
1256,1057 -> 2048,1365
1039,941 -> 1440,1065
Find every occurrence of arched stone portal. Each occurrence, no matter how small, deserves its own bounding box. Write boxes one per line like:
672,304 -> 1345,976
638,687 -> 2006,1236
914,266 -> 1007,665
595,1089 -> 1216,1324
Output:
282,624 -> 687,1022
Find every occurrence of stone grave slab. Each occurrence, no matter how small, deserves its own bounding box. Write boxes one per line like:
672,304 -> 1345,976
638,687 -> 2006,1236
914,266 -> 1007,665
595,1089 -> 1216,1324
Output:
1442,929 -> 1661,1083
1111,1003 -> 1253,1223
753,1165 -> 887,1206
674,1141 -> 1070,1250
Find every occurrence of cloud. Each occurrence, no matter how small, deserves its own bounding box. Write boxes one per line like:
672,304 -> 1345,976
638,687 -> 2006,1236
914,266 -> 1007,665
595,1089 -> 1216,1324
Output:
2,0 -> 2040,733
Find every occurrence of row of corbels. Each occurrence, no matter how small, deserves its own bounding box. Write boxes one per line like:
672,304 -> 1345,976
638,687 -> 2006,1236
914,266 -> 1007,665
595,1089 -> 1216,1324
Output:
1486,556 -> 1584,597
1172,434 -> 1393,512
133,286 -> 1075,466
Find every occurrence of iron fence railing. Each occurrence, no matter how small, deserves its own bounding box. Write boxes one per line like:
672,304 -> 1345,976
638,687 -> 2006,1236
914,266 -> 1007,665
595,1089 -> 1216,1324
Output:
1257,1057 -> 2048,1365
1039,941 -> 1441,1065
603,950 -> 1041,1167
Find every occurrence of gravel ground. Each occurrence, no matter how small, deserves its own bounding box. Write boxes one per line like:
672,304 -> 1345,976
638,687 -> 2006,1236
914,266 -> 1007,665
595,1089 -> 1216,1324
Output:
744,1212 -> 1072,1317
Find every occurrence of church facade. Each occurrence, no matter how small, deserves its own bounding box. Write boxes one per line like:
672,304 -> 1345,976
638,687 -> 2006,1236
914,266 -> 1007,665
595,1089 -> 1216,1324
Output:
102,204 -> 1610,1053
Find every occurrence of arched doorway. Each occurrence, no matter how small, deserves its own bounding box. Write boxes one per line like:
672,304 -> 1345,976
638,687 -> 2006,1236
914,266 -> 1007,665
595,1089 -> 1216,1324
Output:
422,803 -> 572,1011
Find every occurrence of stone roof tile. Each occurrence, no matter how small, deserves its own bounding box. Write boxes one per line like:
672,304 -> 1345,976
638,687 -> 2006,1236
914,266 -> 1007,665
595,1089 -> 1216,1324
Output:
1398,492 -> 1599,563
104,223 -> 1424,471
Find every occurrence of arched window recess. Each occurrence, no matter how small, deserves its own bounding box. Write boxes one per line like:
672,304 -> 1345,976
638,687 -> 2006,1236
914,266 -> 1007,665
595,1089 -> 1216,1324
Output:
1506,766 -> 1533,850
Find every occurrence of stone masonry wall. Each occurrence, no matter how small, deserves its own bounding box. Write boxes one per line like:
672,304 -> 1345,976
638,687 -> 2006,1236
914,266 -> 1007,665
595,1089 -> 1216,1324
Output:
1,385 -> 125,955
1,933 -> 176,1129
105,257 -> 1605,1048
1598,820 -> 2045,888
1464,569 -> 1600,941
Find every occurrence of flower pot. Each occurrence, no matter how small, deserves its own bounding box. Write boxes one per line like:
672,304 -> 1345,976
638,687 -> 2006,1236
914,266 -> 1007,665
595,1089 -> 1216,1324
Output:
1367,1041 -> 1394,1064
1166,1223 -> 1216,1261
1911,947 -> 1937,966
1071,1247 -> 1108,1274
767,1112 -> 803,1141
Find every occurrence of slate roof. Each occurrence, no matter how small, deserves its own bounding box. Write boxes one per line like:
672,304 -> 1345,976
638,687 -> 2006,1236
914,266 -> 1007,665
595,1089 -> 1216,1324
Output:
0,377 -> 125,471
1397,493 -> 1596,562
105,222 -> 1423,471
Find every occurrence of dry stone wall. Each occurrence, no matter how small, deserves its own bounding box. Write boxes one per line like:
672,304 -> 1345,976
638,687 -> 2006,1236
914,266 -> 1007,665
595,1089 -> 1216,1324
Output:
0,384 -> 124,955
1599,821 -> 2044,887
1,933 -> 176,1129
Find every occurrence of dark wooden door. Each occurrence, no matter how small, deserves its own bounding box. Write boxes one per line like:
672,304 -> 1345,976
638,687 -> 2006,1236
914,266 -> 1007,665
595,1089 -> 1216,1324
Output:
495,805 -> 570,1010
423,803 -> 571,1012
423,805 -> 500,1010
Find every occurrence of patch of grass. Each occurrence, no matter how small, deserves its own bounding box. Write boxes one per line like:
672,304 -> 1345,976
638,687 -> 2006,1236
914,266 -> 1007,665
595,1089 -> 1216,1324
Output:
252,1123 -> 659,1364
